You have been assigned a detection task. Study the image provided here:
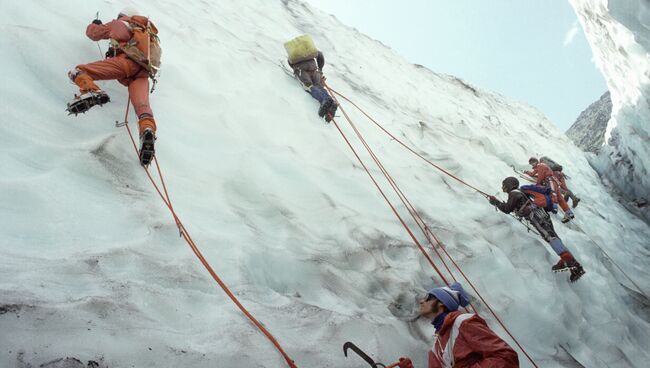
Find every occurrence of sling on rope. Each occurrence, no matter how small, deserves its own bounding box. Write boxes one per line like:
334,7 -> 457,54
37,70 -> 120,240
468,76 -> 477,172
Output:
119,98 -> 298,368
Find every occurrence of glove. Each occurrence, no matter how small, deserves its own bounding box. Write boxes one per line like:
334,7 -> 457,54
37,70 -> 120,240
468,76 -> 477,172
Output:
92,19 -> 102,25
105,46 -> 116,58
488,195 -> 499,205
398,357 -> 414,368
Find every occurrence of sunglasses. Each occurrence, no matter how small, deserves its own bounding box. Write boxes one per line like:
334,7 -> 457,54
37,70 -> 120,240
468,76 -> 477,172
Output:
425,294 -> 437,302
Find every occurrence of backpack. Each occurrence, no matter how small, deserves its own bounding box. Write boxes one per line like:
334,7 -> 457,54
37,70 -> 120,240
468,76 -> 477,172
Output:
520,185 -> 555,212
540,156 -> 562,172
112,16 -> 161,77
284,34 -> 318,64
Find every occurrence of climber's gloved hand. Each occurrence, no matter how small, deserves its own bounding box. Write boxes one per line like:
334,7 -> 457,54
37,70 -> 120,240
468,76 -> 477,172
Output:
397,357 -> 414,368
488,195 -> 499,205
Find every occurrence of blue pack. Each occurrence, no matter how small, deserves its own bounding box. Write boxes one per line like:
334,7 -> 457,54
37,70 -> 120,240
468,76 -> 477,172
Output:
520,185 -> 554,212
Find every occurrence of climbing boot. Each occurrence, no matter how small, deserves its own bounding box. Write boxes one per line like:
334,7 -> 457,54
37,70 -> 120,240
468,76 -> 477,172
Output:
561,210 -> 575,223
66,91 -> 110,115
569,263 -> 586,282
552,251 -> 576,272
552,259 -> 571,272
572,197 -> 581,208
139,128 -> 156,166
318,98 -> 334,118
324,100 -> 339,122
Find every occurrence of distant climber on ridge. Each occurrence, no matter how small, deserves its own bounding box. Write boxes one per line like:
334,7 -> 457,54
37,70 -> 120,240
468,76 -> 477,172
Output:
284,34 -> 338,122
526,157 -> 575,223
66,7 -> 161,166
395,282 -> 519,368
488,176 -> 586,282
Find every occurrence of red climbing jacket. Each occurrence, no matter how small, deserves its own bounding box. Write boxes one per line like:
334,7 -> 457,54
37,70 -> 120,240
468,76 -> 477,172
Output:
526,162 -> 553,186
428,312 -> 519,368
554,171 -> 569,191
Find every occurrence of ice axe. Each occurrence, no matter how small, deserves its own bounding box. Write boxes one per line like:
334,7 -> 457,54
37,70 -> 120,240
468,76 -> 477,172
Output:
342,342 -> 400,368
94,11 -> 104,58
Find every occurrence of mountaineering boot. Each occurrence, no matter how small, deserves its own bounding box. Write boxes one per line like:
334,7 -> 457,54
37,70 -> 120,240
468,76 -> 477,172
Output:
318,98 -> 334,118
66,91 -> 110,115
561,209 -> 575,223
552,251 -> 575,272
138,116 -> 156,166
66,72 -> 110,115
569,263 -> 586,282
551,259 -> 570,272
324,100 -> 339,122
139,128 -> 156,166
572,197 -> 581,208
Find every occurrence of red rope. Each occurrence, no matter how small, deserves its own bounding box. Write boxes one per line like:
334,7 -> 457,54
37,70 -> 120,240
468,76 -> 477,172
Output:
120,100 -> 298,368
328,87 -> 490,198
331,98 -> 458,279
330,117 -> 450,285
326,86 -> 539,368
331,100 -> 478,314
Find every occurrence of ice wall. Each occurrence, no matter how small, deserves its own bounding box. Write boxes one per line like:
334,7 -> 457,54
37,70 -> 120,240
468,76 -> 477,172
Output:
1,0 -> 649,367
569,0 -> 650,215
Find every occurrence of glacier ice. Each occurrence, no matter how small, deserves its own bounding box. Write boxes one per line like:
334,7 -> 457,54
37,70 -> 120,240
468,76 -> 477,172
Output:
0,0 -> 649,367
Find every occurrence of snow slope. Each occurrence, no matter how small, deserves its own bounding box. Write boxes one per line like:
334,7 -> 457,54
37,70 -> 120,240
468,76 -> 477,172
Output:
1,0 -> 649,367
569,0 -> 650,219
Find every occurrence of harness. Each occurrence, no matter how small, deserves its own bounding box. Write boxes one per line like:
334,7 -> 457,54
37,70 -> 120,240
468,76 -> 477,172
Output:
510,189 -> 534,217
108,17 -> 161,92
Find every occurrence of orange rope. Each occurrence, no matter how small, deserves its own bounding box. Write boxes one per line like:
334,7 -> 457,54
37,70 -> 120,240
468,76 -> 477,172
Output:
335,98 -> 459,282
331,117 -> 451,285
333,88 -> 650,301
328,87 -> 490,198
326,86 -> 539,368
120,100 -> 298,368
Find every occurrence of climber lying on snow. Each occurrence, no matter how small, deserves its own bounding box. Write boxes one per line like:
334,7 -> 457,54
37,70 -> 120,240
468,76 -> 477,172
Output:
395,282 -> 519,368
284,34 -> 338,122
488,177 -> 586,282
66,7 -> 161,166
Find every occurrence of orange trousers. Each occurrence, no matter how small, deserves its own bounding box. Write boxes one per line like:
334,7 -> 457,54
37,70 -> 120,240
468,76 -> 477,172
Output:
549,178 -> 570,212
73,55 -> 156,133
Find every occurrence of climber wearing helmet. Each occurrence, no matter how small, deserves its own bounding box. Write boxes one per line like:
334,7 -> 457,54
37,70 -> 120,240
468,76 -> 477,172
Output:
488,177 -> 585,282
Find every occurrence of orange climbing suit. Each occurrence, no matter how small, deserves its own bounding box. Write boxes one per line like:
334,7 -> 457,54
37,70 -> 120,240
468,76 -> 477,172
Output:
70,17 -> 155,134
527,162 -> 570,212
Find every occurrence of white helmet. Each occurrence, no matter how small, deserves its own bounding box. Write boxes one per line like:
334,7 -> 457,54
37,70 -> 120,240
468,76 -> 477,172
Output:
117,6 -> 139,18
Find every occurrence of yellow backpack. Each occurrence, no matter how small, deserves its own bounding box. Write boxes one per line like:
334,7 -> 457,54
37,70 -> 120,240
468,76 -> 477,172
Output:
284,34 -> 318,64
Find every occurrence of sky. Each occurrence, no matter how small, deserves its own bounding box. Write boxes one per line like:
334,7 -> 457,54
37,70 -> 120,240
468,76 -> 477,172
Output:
303,0 -> 608,131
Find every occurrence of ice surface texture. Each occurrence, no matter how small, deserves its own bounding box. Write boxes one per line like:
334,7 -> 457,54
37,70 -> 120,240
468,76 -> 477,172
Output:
1,0 -> 649,367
